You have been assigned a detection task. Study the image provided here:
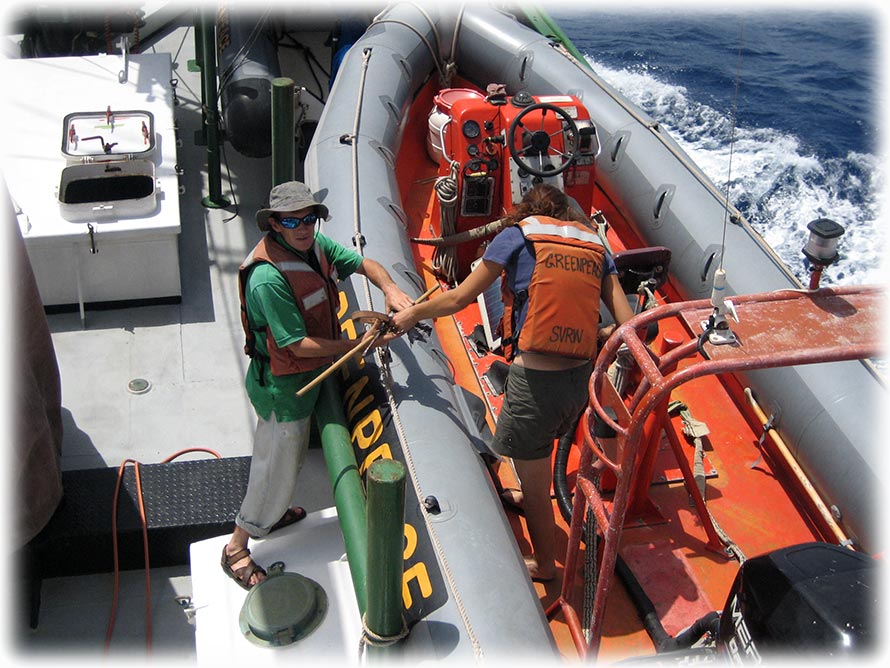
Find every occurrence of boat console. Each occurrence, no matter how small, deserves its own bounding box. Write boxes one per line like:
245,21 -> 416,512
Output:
428,89 -> 599,281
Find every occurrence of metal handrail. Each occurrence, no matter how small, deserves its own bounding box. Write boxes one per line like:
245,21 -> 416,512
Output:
546,284 -> 884,659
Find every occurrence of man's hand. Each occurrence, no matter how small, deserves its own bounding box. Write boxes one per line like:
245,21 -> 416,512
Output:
383,284 -> 414,314
355,258 -> 414,314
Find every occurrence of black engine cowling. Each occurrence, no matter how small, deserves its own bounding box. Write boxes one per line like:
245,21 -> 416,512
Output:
718,542 -> 876,663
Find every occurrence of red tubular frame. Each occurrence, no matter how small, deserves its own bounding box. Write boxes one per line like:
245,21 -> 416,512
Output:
545,285 -> 883,659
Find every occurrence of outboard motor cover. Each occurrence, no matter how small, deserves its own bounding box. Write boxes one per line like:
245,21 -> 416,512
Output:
718,542 -> 876,663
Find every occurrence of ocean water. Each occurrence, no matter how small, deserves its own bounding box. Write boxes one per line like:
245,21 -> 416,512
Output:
550,7 -> 885,288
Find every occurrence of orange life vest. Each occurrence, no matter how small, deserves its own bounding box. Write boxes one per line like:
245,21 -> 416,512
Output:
238,235 -> 341,376
500,215 -> 606,361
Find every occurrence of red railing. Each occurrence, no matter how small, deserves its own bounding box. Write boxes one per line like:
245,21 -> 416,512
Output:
545,285 -> 884,659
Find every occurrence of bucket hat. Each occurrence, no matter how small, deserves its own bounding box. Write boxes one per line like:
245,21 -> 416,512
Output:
255,181 -> 329,231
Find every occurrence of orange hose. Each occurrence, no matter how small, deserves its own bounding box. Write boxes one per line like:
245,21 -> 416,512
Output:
104,448 -> 222,653
105,458 -> 151,653
161,447 -> 222,463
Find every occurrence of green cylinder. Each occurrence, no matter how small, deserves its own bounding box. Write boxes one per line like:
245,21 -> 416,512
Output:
365,458 -> 407,644
192,12 -> 204,70
199,7 -> 230,208
315,377 -> 368,614
271,77 -> 295,186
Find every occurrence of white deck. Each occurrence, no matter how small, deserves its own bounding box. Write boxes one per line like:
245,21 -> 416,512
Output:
190,508 -> 363,665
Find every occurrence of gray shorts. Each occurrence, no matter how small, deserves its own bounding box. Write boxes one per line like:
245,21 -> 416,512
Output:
491,361 -> 593,461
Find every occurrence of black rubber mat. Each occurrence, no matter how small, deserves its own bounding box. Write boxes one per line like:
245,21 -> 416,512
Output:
26,456 -> 250,578
22,456 -> 251,628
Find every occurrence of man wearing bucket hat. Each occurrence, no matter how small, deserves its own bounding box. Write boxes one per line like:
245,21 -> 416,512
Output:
222,181 -> 412,589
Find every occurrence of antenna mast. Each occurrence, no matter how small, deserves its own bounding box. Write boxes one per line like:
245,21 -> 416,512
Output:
702,19 -> 745,347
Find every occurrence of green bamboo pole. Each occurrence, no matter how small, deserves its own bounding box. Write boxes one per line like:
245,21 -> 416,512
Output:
365,458 -> 407,650
271,77 -> 295,186
314,377 -> 369,615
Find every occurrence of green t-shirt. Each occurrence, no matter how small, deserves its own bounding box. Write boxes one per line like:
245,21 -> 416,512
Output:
243,232 -> 364,421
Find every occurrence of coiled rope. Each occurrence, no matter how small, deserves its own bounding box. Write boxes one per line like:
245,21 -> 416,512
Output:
433,161 -> 460,283
359,612 -> 410,655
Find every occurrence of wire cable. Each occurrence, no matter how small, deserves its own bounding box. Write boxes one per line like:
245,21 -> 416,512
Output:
719,19 -> 745,272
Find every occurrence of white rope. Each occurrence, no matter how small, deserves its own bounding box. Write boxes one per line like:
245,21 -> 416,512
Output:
350,47 -> 375,314
369,17 -> 447,83
358,612 -> 410,656
345,34 -> 484,659
374,350 -> 486,660
433,161 -> 460,283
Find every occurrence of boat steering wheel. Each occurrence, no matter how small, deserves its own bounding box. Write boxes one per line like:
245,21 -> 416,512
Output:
507,102 -> 579,177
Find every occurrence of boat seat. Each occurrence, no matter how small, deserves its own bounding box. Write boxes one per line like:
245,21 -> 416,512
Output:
612,245 -> 672,296
600,246 -> 672,338
21,456 -> 251,629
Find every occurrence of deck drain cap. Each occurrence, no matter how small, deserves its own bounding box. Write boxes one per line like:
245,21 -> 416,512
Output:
239,566 -> 327,648
127,378 -> 151,394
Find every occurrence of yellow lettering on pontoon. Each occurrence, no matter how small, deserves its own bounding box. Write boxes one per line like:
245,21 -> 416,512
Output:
338,294 -> 365,371
339,294 -> 433,611
403,523 -> 417,559
352,409 -> 383,450
402,562 -> 433,608
341,315 -> 356,339
359,443 -> 393,475
344,375 -> 375,421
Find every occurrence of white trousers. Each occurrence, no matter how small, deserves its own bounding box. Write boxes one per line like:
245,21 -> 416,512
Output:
236,412 -> 311,538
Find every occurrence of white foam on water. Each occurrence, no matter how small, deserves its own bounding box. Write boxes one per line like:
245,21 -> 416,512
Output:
587,57 -> 885,288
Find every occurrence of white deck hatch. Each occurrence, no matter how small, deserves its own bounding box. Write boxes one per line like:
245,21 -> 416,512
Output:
1,53 -> 182,315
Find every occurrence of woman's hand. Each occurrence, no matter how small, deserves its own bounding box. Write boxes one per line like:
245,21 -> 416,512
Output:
355,320 -> 395,351
391,306 -> 420,334
597,323 -> 617,344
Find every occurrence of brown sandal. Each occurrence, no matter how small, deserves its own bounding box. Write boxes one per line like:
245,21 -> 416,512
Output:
269,506 -> 307,533
221,546 -> 266,590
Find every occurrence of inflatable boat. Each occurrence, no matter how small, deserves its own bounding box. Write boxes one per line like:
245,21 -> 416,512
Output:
298,2 -> 882,662
11,2 -> 880,663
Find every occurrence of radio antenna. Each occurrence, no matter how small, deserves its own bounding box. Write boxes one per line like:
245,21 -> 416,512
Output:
719,18 -> 744,270
701,18 -> 744,350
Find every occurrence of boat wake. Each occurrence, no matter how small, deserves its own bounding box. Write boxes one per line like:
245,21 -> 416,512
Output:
587,57 -> 884,289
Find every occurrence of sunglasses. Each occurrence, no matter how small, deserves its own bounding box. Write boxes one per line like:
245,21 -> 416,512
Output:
278,212 -> 319,229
